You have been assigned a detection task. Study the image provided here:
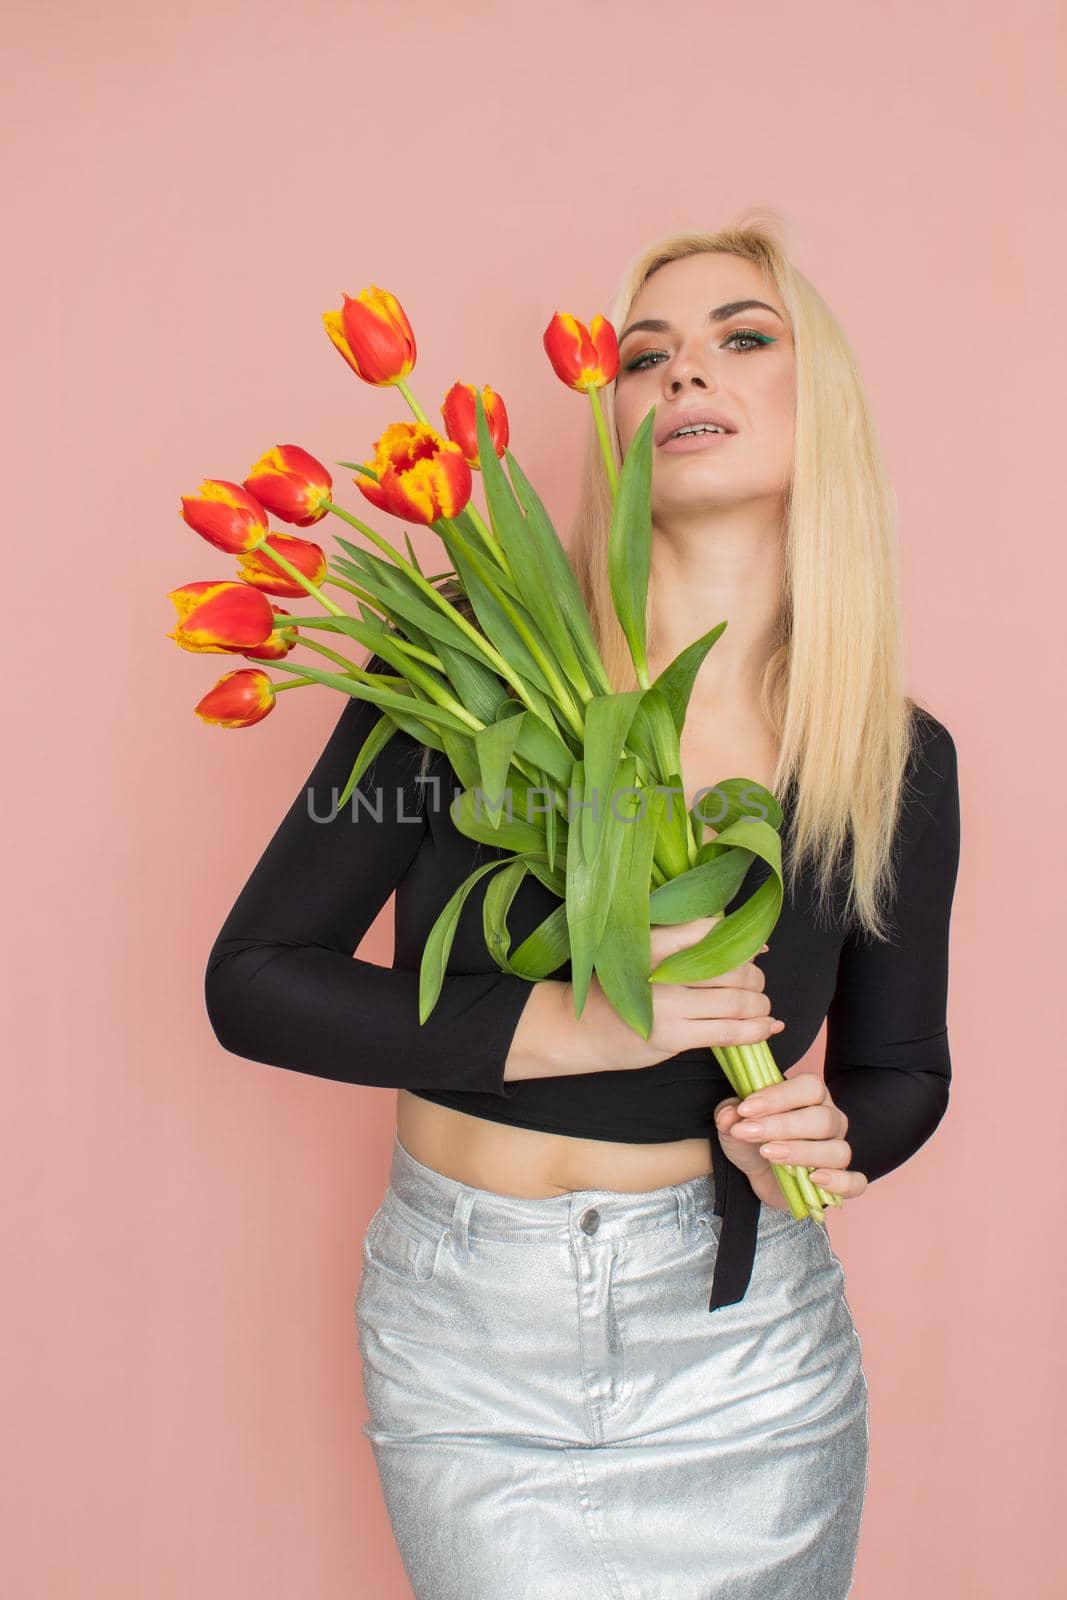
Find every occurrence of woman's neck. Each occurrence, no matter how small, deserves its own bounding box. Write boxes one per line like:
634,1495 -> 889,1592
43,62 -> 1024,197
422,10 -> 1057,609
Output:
645,508 -> 785,707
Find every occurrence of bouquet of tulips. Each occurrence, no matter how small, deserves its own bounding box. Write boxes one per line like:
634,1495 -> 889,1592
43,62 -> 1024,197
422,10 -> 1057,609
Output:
170,285 -> 841,1226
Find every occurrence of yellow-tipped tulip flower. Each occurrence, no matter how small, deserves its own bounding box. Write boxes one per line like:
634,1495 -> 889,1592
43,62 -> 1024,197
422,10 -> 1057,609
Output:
441,382 -> 509,469
322,285 -> 417,385
167,581 -> 276,654
236,533 -> 328,597
243,605 -> 298,661
356,420 -> 472,524
542,312 -> 619,391
244,445 -> 333,526
195,669 -> 277,728
180,480 -> 269,554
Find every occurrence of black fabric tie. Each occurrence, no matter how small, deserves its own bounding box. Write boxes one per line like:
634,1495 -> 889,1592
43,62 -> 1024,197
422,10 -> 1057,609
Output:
708,1142 -> 761,1310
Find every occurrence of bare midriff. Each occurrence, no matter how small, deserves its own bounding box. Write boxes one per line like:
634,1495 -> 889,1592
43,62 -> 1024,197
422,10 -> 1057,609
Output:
396,1090 -> 715,1196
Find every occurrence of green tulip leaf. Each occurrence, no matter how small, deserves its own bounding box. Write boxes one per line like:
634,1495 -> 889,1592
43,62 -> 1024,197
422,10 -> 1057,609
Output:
647,847 -> 756,924
580,691 -> 644,861
649,816 -> 784,982
474,393 -> 589,693
473,715 -> 526,831
693,775 -> 784,835
418,856 -> 523,1022
593,784 -> 666,1039
608,404 -> 656,683
565,755 -> 635,1016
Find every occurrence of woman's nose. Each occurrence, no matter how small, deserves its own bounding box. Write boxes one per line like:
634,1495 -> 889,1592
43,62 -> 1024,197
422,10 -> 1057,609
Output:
667,347 -> 719,392
668,370 -> 718,396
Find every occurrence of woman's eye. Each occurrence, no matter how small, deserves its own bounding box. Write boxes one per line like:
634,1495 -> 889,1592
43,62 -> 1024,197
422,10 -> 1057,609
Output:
725,328 -> 776,352
624,349 -> 666,371
623,329 -> 775,372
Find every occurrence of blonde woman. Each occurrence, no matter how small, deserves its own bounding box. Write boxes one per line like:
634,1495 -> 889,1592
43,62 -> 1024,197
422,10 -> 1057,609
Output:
205,214 -> 960,1599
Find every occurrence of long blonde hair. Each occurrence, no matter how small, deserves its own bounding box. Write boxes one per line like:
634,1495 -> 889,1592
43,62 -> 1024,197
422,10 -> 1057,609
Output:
410,209 -> 929,940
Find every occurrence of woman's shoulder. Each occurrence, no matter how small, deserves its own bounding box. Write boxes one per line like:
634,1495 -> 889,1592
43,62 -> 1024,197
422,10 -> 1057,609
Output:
904,701 -> 958,788
899,700 -> 960,844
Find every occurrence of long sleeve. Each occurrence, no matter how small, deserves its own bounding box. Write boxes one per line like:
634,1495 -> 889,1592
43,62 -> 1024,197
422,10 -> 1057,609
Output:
204,653 -> 535,1095
823,714 -> 961,1181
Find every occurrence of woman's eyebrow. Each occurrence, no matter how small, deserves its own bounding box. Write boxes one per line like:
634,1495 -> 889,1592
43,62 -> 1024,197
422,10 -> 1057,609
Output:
618,300 -> 786,345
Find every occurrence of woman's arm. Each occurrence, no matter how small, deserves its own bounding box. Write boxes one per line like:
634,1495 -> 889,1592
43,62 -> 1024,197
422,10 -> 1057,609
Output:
822,715 -> 962,1179
713,712 -> 961,1202
204,653 -> 536,1098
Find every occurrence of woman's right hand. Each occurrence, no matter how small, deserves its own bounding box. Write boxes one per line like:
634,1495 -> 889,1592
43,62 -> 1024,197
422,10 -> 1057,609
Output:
504,917 -> 782,1084
563,916 -> 783,1076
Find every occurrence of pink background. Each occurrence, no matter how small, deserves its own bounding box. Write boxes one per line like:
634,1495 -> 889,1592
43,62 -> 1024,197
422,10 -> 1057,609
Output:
4,1 -> 1063,1594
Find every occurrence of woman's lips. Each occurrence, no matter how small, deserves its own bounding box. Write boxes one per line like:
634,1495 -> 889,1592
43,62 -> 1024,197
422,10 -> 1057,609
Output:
658,429 -> 737,453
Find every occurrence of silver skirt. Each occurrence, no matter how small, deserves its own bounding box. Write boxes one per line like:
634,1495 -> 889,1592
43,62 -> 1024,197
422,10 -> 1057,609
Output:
355,1133 -> 869,1599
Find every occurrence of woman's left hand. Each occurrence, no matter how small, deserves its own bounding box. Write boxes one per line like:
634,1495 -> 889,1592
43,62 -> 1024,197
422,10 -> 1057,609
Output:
714,1073 -> 869,1209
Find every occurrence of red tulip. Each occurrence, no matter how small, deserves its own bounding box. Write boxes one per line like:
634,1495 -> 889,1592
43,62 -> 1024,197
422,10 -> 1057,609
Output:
441,382 -> 509,468
542,313 -> 619,390
322,285 -> 417,385
180,480 -> 268,554
244,445 -> 332,526
236,533 -> 327,597
166,581 -> 276,654
355,421 -> 472,524
243,605 -> 298,661
195,668 -> 277,728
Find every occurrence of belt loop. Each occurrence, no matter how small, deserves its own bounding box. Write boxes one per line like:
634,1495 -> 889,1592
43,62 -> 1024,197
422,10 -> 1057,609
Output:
674,1183 -> 691,1232
449,1185 -> 477,1260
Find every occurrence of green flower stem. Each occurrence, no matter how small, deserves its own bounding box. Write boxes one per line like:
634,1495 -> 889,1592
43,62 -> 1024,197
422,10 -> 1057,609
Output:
388,640 -> 446,670
373,652 -> 482,733
736,1043 -> 823,1214
323,573 -> 376,602
298,634 -> 449,687
271,678 -> 316,692
250,537 -> 346,616
718,1043 -> 808,1217
324,498 -> 420,573
586,385 -> 619,497
394,375 -> 429,426
296,636 -> 366,673
752,1039 -> 841,1211
462,501 -> 511,574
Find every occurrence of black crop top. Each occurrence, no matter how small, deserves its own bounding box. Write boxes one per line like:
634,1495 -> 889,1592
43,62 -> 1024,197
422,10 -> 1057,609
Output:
204,653 -> 961,1311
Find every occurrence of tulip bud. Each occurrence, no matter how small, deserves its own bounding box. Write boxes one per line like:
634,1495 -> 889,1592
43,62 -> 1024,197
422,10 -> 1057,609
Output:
166,581 -> 276,653
542,313 -> 619,391
441,382 -> 509,468
236,533 -> 328,597
196,669 -> 277,728
355,420 -> 472,524
180,480 -> 268,554
322,285 -> 417,385
244,445 -> 332,526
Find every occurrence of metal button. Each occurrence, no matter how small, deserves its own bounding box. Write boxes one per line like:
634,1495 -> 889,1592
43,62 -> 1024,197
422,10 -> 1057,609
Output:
579,1207 -> 600,1234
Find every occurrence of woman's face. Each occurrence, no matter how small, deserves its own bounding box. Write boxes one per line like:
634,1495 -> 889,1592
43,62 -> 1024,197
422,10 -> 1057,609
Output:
612,252 -> 795,518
